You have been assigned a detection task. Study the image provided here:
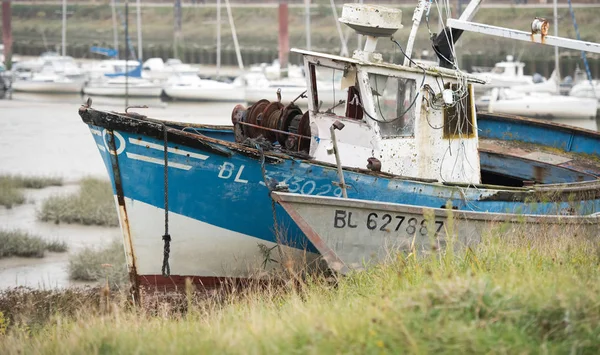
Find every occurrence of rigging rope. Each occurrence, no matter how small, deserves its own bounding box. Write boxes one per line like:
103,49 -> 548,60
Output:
161,123 -> 171,277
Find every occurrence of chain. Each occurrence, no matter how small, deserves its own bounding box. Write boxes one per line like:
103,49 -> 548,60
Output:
162,123 -> 171,277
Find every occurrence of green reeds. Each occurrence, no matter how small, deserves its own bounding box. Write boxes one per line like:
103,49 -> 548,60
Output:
0,230 -> 67,258
68,239 -> 127,287
0,221 -> 598,353
0,174 -> 63,208
38,177 -> 118,227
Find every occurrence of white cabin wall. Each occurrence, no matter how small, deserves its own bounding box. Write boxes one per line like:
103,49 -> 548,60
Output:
310,114 -> 377,169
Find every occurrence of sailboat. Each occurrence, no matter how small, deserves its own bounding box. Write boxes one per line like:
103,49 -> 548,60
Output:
82,0 -> 162,98
10,0 -> 86,94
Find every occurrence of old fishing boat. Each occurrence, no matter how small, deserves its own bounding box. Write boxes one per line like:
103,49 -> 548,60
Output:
271,190 -> 600,274
79,3 -> 600,294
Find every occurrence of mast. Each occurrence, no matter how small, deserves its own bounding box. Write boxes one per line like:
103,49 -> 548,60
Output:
2,0 -> 12,70
61,0 -> 67,56
224,0 -> 243,70
304,0 -> 311,50
278,2 -> 289,75
216,0 -> 221,77
111,0 -> 119,55
553,0 -> 560,91
136,0 -> 142,61
173,0 -> 182,58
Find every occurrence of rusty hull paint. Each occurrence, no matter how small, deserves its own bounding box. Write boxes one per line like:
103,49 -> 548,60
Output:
275,197 -> 349,275
104,129 -> 140,303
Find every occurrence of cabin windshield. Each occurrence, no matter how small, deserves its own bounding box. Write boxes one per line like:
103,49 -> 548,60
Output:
368,73 -> 417,138
313,66 -> 350,116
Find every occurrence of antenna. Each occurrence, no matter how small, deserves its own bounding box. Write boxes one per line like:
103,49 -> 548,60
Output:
338,4 -> 402,62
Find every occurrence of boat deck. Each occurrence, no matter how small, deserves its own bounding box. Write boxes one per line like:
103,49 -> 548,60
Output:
479,137 -> 600,184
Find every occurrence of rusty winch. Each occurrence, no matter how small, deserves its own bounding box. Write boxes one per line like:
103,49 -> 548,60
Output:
231,94 -> 311,153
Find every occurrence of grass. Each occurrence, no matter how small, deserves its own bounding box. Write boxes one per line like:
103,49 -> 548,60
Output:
0,223 -> 598,353
0,174 -> 63,209
68,239 -> 128,287
0,230 -> 67,258
38,177 -> 119,227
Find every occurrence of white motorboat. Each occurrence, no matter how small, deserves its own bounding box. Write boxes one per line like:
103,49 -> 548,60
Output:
11,72 -> 83,94
83,76 -> 162,97
243,68 -> 346,107
81,59 -> 141,80
569,80 -> 600,102
13,53 -> 85,81
141,58 -> 199,82
162,74 -> 245,102
511,70 -> 561,95
471,56 -> 546,92
484,88 -> 597,121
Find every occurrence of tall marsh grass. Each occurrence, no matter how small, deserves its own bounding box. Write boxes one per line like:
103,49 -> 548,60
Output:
0,230 -> 67,258
0,226 -> 598,353
38,177 -> 118,227
0,174 -> 63,208
68,239 -> 128,287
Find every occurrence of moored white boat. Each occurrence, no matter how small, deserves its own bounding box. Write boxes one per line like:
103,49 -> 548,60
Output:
162,74 -> 245,102
11,72 -> 83,94
569,80 -> 600,102
471,56 -> 546,92
142,58 -> 199,82
83,76 -> 162,98
485,88 -> 598,121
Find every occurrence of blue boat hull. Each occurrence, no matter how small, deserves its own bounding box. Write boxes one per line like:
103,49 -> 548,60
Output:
80,107 -> 600,288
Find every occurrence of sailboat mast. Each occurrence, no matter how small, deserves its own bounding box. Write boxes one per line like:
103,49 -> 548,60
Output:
304,0 -> 311,50
136,0 -> 142,61
553,0 -> 560,90
217,0 -> 221,77
224,0 -> 243,70
61,0 -> 67,56
111,0 -> 119,55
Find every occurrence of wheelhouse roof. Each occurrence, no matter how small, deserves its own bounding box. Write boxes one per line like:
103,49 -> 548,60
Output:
292,48 -> 486,84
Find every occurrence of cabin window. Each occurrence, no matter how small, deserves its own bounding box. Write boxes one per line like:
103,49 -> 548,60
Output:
311,65 -> 351,117
491,66 -> 505,74
443,83 -> 475,138
368,74 -> 417,138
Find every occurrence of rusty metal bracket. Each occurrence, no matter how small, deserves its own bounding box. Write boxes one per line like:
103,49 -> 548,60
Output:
105,129 -> 140,305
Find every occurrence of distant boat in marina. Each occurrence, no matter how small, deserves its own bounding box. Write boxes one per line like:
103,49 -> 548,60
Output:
479,88 -> 598,123
162,74 -> 245,102
11,71 -> 83,94
471,56 -> 546,92
142,57 -> 200,82
83,76 -> 162,98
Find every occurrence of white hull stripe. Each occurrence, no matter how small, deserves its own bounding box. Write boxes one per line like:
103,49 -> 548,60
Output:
128,138 -> 209,160
126,153 -> 192,170
90,129 -> 102,136
97,144 -> 107,152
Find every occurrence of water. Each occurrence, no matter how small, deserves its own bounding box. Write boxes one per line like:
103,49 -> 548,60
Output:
0,92 -> 240,289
